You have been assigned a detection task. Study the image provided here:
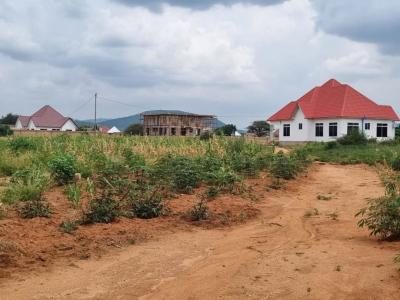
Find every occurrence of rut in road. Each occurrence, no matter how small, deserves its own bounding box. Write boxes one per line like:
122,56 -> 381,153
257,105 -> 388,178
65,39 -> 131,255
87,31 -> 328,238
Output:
1,164 -> 399,299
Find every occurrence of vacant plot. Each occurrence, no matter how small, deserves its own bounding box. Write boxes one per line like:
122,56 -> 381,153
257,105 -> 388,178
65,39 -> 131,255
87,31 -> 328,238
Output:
1,135 -> 399,299
0,164 -> 399,299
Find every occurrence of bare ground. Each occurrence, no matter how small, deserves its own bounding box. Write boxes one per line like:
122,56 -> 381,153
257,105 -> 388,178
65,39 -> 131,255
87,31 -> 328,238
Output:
1,164 -> 400,299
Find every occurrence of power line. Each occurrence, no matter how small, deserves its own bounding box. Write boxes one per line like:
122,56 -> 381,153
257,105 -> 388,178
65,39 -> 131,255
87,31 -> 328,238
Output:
69,97 -> 93,116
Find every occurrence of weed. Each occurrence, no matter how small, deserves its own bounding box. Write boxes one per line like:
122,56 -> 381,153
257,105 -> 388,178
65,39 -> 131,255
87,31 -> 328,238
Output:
317,195 -> 332,201
131,190 -> 164,219
65,183 -> 82,208
59,220 -> 78,234
19,198 -> 51,219
327,210 -> 339,221
82,194 -> 119,224
189,199 -> 209,221
304,208 -> 319,218
204,186 -> 220,199
48,153 -> 77,185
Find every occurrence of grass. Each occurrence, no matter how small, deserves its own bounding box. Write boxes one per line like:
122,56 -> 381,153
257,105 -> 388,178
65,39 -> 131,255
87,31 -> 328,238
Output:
304,208 -> 319,218
299,141 -> 400,166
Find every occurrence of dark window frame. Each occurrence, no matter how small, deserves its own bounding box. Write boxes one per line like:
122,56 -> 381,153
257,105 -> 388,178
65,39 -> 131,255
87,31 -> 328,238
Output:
377,123 -> 388,138
315,123 -> 324,137
329,122 -> 338,137
298,123 -> 303,130
347,123 -> 359,134
283,124 -> 290,137
365,123 -> 370,130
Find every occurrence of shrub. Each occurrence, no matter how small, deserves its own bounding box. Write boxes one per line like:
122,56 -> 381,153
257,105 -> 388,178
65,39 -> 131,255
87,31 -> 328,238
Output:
1,168 -> 48,204
199,131 -> 213,141
337,131 -> 367,145
206,167 -> 240,191
390,154 -> 400,171
356,196 -> 400,239
325,141 -> 338,150
189,200 -> 209,221
8,137 -> 36,152
131,190 -> 164,219
356,172 -> 400,239
269,151 -> 298,180
123,149 -> 146,172
82,195 -> 119,224
0,125 -> 13,137
152,155 -> 202,193
19,198 -> 51,219
59,220 -> 78,234
204,186 -> 220,199
48,153 -> 77,185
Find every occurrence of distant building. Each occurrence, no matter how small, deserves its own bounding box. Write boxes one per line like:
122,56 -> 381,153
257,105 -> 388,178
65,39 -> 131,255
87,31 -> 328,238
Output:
15,105 -> 78,131
107,126 -> 121,134
268,79 -> 399,142
142,111 -> 216,136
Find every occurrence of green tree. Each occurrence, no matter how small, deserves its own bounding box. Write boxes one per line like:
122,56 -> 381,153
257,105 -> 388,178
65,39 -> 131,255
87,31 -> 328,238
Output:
0,125 -> 13,136
215,124 -> 236,136
0,113 -> 18,125
247,121 -> 270,137
124,123 -> 144,136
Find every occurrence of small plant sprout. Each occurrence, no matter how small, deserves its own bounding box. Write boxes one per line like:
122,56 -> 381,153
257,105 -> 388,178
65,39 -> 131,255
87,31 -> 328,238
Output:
317,195 -> 332,201
65,183 -> 82,208
327,210 -> 339,221
304,208 -> 319,218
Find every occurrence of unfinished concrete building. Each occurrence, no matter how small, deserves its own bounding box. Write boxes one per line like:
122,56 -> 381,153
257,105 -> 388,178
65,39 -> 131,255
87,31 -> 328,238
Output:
142,111 -> 216,136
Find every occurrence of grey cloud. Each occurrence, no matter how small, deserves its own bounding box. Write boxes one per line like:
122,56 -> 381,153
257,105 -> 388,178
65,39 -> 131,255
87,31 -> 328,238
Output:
312,0 -> 400,55
113,0 -> 286,10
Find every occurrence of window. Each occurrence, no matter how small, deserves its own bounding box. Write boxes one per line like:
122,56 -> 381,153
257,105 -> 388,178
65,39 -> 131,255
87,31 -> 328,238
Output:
315,123 -> 324,137
196,129 -> 201,136
365,123 -> 370,130
146,128 -> 150,136
329,123 -> 338,137
171,128 -> 176,136
298,123 -> 303,130
283,124 -> 290,137
377,123 -> 388,138
347,123 -> 359,134
181,127 -> 187,136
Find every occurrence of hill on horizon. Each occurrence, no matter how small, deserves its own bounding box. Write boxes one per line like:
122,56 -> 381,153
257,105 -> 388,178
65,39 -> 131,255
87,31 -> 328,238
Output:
78,110 -> 225,131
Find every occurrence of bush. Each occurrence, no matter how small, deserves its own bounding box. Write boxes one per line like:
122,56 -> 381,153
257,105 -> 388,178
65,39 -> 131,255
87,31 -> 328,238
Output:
337,131 -> 367,145
152,155 -> 202,193
189,200 -> 209,221
325,141 -> 338,150
356,172 -> 400,239
269,151 -> 298,180
82,195 -> 119,224
48,154 -> 77,185
0,125 -> 13,137
59,220 -> 78,234
204,186 -> 219,199
123,149 -> 146,172
199,131 -> 213,141
1,168 -> 49,204
19,198 -> 51,219
390,154 -> 400,171
131,190 -> 164,219
8,137 -> 36,152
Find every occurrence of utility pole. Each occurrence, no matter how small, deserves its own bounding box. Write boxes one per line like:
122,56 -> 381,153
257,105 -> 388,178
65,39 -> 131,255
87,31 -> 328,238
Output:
94,92 -> 97,132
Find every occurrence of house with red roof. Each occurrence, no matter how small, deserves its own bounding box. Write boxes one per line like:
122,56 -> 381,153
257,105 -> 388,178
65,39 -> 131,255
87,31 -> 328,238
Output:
15,105 -> 78,132
268,79 -> 399,143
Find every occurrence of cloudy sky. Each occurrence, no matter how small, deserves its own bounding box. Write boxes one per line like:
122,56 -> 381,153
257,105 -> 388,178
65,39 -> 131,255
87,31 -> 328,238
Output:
0,0 -> 399,127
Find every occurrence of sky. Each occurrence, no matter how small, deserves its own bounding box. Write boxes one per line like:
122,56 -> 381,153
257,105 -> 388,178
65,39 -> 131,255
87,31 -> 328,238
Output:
0,0 -> 399,128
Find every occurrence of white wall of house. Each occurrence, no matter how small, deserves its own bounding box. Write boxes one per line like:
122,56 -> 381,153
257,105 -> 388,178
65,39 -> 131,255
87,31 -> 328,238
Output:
60,119 -> 77,131
24,119 -> 77,131
14,119 -> 23,129
270,107 -> 396,142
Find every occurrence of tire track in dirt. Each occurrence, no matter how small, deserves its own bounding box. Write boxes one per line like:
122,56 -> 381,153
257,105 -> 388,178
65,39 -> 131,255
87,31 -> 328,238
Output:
1,164 -> 400,299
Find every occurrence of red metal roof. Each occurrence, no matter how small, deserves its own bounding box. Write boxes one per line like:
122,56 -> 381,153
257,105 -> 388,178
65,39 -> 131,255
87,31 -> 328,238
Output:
268,79 -> 399,121
18,105 -> 75,128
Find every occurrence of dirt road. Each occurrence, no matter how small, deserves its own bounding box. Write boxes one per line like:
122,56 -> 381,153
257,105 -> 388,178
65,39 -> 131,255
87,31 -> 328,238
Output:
1,164 -> 399,299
